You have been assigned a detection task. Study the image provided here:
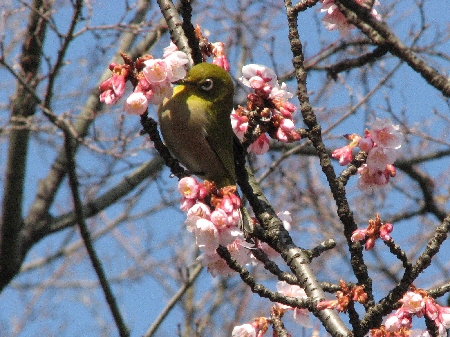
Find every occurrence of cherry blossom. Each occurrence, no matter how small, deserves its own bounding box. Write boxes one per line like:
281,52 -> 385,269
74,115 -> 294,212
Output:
123,92 -> 148,115
276,281 -> 312,328
232,324 -> 257,337
332,118 -> 402,191
320,0 -> 382,36
351,214 -> 393,250
236,64 -> 299,153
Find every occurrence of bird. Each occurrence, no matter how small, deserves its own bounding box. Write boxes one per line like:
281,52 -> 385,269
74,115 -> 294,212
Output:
158,62 -> 236,189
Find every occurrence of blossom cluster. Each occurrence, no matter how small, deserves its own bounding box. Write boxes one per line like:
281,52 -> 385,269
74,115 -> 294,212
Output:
179,177 -> 251,276
370,288 -> 450,337
320,0 -> 382,36
193,25 -> 230,71
231,64 -> 300,155
232,281 -> 312,337
178,178 -> 294,276
99,43 -> 189,115
351,213 -> 393,250
99,38 -> 230,116
332,118 -> 402,191
317,280 -> 368,313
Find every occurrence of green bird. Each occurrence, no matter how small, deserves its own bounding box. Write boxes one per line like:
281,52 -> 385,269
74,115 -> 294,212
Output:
158,63 -> 236,188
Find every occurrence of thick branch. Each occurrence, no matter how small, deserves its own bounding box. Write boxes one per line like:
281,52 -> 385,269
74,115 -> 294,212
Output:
284,0 -> 374,314
1,0 -> 50,290
334,0 -> 450,97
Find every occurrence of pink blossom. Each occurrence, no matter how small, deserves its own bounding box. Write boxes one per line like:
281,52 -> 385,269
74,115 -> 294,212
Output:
180,197 -> 196,213
276,281 -> 312,327
241,64 -> 277,88
99,74 -> 126,104
400,291 -> 425,314
384,307 -> 413,332
332,145 -> 353,166
178,177 -> 199,199
194,218 -> 219,253
219,195 -> 234,213
270,83 -> 296,120
99,89 -> 118,105
385,310 -> 406,332
438,305 -> 450,330
373,170 -> 389,186
163,41 -> 179,58
276,281 -> 308,310
164,51 -> 189,82
276,118 -> 299,143
279,118 -> 295,132
276,127 -> 289,142
258,242 -> 279,259
198,252 -> 234,277
143,59 -> 169,83
186,202 -> 211,220
279,101 -> 296,119
369,118 -> 402,149
249,134 -> 270,155
320,0 -> 382,36
386,164 -> 397,177
358,134 -> 374,152
320,0 -> 353,36
424,297 -> 439,321
217,227 -> 243,248
379,223 -> 393,241
212,42 -> 230,72
148,82 -> 173,105
230,112 -> 249,140
357,164 -> 375,191
135,77 -> 154,100
111,74 -> 126,97
227,238 -> 252,266
366,147 -> 399,174
365,237 -> 375,250
232,324 -> 257,337
357,164 -> 394,192
317,299 -> 339,310
351,228 -> 367,242
123,92 -> 148,115
293,307 -> 313,328
210,209 -> 230,229
270,82 -> 294,100
228,209 -> 241,227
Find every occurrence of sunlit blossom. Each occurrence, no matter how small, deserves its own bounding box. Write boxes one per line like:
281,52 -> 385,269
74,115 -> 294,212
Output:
123,91 -> 148,115
320,0 -> 381,36
370,118 -> 403,149
232,324 -> 257,337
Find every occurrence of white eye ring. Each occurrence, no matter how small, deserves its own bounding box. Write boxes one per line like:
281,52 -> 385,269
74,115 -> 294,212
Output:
200,78 -> 214,91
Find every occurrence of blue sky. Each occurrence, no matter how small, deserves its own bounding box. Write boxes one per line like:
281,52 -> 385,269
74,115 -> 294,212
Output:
1,1 -> 450,336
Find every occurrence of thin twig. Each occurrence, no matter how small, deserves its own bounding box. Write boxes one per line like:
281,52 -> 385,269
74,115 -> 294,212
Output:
143,263 -> 203,337
64,133 -> 130,337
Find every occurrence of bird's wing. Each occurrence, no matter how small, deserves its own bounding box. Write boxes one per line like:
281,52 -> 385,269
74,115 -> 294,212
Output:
203,117 -> 236,186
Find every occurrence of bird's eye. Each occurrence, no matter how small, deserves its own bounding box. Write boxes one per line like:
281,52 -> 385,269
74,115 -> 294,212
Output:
200,79 -> 214,91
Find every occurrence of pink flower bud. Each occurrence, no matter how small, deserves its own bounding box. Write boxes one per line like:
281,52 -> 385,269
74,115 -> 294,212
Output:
332,145 -> 353,166
178,177 -> 199,199
351,229 -> 367,242
380,223 -> 393,241
358,136 -> 374,152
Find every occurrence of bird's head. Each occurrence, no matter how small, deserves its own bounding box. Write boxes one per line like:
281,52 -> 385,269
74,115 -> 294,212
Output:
179,63 -> 234,104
